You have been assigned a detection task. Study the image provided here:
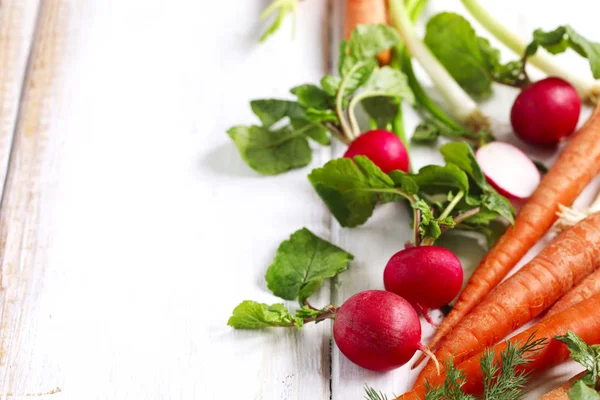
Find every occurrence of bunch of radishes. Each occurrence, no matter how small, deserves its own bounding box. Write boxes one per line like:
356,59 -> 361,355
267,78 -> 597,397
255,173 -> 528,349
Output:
333,75 -> 583,372
333,246 -> 462,371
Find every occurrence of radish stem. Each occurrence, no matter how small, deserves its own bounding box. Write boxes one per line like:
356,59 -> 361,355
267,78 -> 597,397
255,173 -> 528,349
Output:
461,0 -> 600,103
439,191 -> 464,220
388,0 -> 489,131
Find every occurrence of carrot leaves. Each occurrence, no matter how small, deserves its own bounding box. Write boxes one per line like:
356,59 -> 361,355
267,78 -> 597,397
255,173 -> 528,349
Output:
556,331 -> 600,398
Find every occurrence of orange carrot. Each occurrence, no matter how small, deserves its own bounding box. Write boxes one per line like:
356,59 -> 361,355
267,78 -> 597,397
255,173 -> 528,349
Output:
538,371 -> 587,400
344,0 -> 390,65
398,293 -> 600,400
545,268 -> 600,318
417,107 -> 600,366
414,213 -> 600,387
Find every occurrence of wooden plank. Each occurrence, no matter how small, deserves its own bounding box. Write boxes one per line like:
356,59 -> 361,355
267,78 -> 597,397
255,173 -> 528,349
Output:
0,0 -> 72,396
0,0 -> 40,198
0,0 -> 333,398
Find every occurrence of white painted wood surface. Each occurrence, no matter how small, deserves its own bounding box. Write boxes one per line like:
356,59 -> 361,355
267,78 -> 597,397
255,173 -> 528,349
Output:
0,1 -> 598,399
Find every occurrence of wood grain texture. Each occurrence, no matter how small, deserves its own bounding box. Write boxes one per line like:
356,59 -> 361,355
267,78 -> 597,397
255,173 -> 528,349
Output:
0,0 -> 40,199
0,0 -> 73,396
0,0 -> 333,398
0,0 -> 599,399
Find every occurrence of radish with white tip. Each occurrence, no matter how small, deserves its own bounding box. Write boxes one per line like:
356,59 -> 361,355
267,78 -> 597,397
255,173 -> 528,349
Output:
475,142 -> 541,200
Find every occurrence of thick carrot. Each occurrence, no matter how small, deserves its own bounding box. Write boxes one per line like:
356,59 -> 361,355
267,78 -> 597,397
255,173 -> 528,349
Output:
417,107 -> 600,366
538,371 -> 587,400
545,268 -> 600,318
414,213 -> 600,387
398,294 -> 600,400
344,0 -> 390,65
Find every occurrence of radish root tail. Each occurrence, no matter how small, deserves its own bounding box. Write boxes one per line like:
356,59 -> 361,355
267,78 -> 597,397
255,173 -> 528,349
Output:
418,344 -> 441,376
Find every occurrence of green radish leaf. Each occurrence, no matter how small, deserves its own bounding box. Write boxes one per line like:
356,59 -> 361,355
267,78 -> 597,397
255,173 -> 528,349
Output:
308,156 -> 400,227
362,96 -> 401,128
304,108 -> 339,124
265,228 -> 353,303
568,380 -> 600,400
388,170 -> 419,195
481,192 -> 515,225
525,26 -> 600,78
412,164 -> 469,194
228,301 -> 299,329
362,66 -> 415,105
228,125 -> 312,175
321,75 -> 342,96
291,84 -> 333,110
290,118 -> 330,145
425,12 -> 494,98
348,24 -> 400,60
413,119 -> 494,147
339,24 -> 400,76
250,99 -> 306,127
340,59 -> 379,99
228,99 -> 329,175
412,121 -> 443,143
440,142 -> 488,189
360,67 -> 414,129
424,13 -> 527,97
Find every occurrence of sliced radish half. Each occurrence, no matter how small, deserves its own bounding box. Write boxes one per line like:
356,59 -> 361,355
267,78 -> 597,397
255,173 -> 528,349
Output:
475,142 -> 540,200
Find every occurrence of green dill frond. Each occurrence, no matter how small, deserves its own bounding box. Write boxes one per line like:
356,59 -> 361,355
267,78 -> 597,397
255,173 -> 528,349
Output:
482,333 -> 548,400
364,384 -> 389,400
424,359 -> 476,400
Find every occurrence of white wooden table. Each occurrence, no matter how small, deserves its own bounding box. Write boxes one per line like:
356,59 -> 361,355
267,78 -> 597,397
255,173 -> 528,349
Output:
0,1 -> 598,399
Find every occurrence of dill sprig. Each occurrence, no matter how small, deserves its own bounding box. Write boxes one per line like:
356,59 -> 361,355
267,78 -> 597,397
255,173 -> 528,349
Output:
425,359 -> 475,400
364,384 -> 389,400
364,334 -> 547,400
481,333 -> 547,400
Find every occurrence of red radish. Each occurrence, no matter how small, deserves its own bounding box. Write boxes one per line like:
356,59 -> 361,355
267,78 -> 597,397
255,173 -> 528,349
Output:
333,290 -> 435,372
511,77 -> 581,147
344,129 -> 410,173
476,141 -> 541,199
384,246 -> 463,313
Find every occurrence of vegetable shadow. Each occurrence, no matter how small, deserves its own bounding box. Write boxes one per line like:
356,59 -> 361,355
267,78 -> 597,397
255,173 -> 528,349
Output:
201,143 -> 259,178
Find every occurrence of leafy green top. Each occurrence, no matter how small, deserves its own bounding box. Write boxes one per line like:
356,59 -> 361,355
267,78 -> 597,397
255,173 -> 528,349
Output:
229,25 -> 414,175
423,12 -> 600,104
309,142 -> 514,246
524,26 -> 600,79
228,228 -> 351,330
266,228 -> 353,304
